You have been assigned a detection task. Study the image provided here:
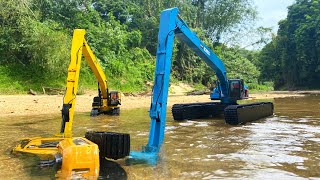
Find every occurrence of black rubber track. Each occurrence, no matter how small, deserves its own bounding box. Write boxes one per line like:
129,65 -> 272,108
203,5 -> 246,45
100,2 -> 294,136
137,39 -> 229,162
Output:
111,108 -> 120,115
172,102 -> 228,121
85,131 -> 130,160
172,102 -> 274,125
224,102 -> 274,125
90,109 -> 99,116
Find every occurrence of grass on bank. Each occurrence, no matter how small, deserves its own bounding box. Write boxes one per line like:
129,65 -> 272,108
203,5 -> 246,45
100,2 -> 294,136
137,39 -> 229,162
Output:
0,65 -> 151,95
0,65 -> 274,95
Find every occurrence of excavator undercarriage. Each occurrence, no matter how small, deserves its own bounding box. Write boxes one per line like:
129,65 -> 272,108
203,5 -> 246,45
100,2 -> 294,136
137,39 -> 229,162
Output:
90,90 -> 121,116
172,101 -> 274,124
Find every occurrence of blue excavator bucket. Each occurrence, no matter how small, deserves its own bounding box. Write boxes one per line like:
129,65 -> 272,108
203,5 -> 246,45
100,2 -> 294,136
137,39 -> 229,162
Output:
127,151 -> 159,166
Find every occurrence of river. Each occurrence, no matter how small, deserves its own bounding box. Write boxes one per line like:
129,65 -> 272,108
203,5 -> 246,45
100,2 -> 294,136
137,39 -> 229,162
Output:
0,95 -> 319,179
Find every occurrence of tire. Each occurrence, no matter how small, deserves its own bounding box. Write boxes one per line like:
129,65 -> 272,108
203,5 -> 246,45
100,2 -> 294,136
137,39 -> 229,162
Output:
85,131 -> 130,160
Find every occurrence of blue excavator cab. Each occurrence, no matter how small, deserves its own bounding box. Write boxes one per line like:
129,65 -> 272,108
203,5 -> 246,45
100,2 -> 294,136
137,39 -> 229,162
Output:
210,79 -> 248,100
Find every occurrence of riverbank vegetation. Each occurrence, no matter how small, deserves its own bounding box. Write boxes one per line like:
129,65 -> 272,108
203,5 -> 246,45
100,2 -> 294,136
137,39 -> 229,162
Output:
0,0 -> 319,94
259,0 -> 320,90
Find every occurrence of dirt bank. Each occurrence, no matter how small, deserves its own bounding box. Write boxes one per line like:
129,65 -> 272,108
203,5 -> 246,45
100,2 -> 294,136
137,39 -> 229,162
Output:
0,91 -> 315,118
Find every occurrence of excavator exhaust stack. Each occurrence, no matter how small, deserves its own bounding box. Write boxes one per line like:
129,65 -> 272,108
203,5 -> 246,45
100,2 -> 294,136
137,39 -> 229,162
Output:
172,102 -> 274,125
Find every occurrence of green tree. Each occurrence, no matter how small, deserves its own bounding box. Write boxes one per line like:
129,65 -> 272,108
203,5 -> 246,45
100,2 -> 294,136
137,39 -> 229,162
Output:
192,0 -> 257,43
0,0 -> 267,93
258,0 -> 320,89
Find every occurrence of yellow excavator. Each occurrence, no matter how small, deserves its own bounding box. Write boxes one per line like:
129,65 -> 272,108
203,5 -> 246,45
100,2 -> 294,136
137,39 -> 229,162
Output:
12,29 -> 130,179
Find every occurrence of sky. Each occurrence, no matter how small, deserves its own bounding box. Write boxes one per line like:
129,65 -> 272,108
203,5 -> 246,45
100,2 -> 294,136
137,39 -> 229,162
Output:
254,0 -> 296,32
236,0 -> 296,49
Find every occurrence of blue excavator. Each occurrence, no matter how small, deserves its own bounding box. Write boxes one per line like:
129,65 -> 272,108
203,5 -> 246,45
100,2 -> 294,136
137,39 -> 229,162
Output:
131,7 -> 273,159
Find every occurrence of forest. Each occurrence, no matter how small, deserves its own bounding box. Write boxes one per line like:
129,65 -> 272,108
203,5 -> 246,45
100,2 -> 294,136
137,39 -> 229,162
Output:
0,0 -> 319,94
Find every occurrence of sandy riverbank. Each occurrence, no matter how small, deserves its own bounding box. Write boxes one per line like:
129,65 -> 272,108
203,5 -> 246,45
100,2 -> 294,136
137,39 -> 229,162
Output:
0,91 -> 315,117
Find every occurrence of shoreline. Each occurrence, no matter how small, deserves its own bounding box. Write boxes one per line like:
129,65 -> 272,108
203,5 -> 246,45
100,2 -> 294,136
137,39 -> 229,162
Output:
0,91 -> 317,118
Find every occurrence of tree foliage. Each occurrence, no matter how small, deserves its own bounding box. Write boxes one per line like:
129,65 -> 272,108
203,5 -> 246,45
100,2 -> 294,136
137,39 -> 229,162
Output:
258,0 -> 320,89
0,0 -> 265,93
0,0 -> 70,83
199,0 -> 257,43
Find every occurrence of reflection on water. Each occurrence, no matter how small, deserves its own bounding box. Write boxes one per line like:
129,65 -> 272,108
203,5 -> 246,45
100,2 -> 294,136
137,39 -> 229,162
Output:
1,96 -> 320,179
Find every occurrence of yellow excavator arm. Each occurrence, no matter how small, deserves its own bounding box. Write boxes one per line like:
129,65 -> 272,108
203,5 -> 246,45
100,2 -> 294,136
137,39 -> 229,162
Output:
61,29 -> 120,138
12,29 -> 126,179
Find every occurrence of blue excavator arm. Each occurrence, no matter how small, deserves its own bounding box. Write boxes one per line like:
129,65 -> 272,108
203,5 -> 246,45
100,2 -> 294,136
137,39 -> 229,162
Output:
146,7 -> 230,153
130,7 -> 273,162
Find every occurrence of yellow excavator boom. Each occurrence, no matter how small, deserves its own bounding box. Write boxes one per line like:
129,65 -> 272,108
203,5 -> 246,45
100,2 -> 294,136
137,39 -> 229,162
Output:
61,29 -> 120,138
12,29 -> 122,179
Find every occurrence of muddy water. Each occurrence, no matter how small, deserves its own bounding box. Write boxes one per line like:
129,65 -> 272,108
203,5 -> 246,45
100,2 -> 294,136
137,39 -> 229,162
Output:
1,95 -> 320,179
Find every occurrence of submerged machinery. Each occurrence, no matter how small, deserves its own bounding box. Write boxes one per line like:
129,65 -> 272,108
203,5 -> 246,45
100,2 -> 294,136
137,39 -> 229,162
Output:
13,29 -> 129,179
131,7 -> 274,158
12,7 -> 274,177
172,78 -> 274,124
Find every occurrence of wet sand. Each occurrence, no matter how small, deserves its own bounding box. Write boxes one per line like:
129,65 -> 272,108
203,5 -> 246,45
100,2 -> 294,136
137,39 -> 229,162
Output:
0,91 -> 314,117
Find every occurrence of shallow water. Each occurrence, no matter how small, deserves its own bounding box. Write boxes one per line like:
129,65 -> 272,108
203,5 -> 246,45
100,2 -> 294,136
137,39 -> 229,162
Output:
1,95 -> 320,179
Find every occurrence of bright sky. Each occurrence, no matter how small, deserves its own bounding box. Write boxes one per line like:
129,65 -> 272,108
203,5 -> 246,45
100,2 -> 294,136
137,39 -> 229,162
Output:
254,0 -> 295,32
237,0 -> 296,49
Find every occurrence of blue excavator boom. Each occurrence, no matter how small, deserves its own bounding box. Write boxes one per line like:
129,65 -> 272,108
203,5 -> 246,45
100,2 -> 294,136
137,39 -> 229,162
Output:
130,7 -> 273,162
